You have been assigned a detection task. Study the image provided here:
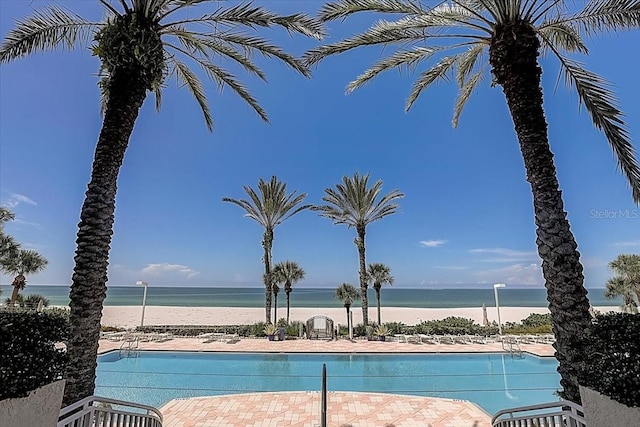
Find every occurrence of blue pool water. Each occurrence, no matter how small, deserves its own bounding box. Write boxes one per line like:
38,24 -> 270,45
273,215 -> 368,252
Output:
96,352 -> 560,414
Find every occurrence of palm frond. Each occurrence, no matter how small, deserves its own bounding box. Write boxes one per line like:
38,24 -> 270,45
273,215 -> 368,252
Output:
0,6 -> 99,63
347,47 -> 442,93
152,79 -> 164,112
158,0 -> 210,20
181,4 -> 324,40
537,21 -> 589,54
303,26 -> 425,67
453,68 -> 484,127
319,0 -> 423,22
406,54 -> 461,111
369,3 -> 490,34
555,54 -> 640,203
169,29 -> 267,81
551,0 -> 640,36
199,61 -> 269,122
171,57 -> 214,131
224,177 -> 310,230
217,33 -> 308,76
314,173 -> 403,228
131,0 -> 173,19
456,43 -> 485,86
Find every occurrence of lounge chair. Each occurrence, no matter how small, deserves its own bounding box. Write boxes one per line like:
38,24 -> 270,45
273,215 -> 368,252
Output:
418,334 -> 440,344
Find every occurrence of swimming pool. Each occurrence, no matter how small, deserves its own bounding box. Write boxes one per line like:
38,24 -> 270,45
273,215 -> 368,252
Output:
96,351 -> 560,414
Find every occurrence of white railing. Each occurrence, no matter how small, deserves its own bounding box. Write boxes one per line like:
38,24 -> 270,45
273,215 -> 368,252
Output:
58,395 -> 163,427
492,400 -> 586,427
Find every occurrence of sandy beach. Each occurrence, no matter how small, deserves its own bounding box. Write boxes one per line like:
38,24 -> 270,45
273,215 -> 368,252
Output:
100,305 -> 621,328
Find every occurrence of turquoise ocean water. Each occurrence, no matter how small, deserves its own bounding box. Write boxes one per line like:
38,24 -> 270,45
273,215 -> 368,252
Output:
1,285 -> 618,308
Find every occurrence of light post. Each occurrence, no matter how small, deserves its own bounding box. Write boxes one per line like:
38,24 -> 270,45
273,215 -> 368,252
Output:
493,283 -> 506,335
136,281 -> 149,328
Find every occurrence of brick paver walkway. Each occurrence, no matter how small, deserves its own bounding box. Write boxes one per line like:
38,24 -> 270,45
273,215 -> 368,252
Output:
161,391 -> 491,427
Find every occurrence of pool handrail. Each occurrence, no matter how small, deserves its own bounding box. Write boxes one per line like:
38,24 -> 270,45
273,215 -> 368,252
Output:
58,395 -> 163,427
492,400 -> 585,427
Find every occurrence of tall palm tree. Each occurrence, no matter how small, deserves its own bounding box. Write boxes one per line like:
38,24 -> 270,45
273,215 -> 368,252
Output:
335,282 -> 360,327
367,262 -> 394,325
303,0 -> 640,402
272,260 -> 306,323
314,173 -> 403,325
3,249 -> 48,307
0,0 -> 323,404
605,254 -> 640,312
224,177 -> 311,324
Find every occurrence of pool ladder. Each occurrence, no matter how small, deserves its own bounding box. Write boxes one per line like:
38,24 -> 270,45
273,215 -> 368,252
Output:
119,334 -> 140,357
501,337 -> 523,358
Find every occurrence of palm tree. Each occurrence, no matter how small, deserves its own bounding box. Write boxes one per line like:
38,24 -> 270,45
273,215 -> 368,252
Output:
303,0 -> 640,402
0,1 -> 322,404
272,260 -> 306,323
605,254 -> 640,312
224,177 -> 311,324
3,249 -> 48,307
367,262 -> 394,325
335,282 -> 360,327
605,277 -> 638,313
314,173 -> 403,325
0,207 -> 19,262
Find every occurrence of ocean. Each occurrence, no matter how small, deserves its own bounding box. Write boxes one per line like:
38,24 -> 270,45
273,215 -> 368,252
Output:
0,285 -> 619,308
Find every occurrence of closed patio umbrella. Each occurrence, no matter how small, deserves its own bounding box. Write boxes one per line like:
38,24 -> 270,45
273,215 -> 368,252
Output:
482,303 -> 489,326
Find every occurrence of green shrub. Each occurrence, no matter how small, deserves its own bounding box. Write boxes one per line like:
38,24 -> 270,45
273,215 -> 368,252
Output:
44,306 -> 70,322
521,313 -> 552,328
0,309 -> 68,399
383,322 -> 405,335
285,321 -> 303,337
578,313 -> 640,407
22,294 -> 51,309
4,294 -> 23,307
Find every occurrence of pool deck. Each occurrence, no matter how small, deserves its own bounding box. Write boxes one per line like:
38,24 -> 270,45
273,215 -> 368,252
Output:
99,337 -> 555,426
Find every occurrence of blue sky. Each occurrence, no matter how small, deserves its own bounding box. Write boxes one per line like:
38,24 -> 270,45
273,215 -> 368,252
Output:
0,1 -> 638,290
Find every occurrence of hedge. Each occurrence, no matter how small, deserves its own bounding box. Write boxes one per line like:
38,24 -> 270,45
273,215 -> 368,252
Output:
0,309 -> 68,400
578,313 -> 640,407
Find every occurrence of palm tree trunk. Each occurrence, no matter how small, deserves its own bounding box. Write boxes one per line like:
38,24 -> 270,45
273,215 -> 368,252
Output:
286,289 -> 291,323
262,229 -> 274,324
273,290 -> 279,323
345,304 -> 350,327
63,71 -> 148,405
9,281 -> 21,308
375,286 -> 382,325
356,225 -> 369,325
489,22 -> 592,404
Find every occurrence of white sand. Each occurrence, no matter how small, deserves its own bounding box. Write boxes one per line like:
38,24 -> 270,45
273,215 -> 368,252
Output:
100,305 -> 621,328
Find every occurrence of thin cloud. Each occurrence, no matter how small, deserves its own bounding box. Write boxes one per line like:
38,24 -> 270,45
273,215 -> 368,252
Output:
141,263 -> 200,279
475,263 -> 544,286
434,266 -> 467,270
420,239 -> 447,248
469,248 -> 538,262
3,192 -> 37,208
613,240 -> 640,247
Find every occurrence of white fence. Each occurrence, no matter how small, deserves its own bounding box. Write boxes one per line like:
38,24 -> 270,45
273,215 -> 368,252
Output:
58,396 -> 162,427
492,400 -> 586,427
